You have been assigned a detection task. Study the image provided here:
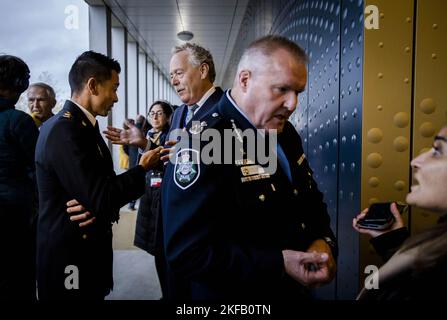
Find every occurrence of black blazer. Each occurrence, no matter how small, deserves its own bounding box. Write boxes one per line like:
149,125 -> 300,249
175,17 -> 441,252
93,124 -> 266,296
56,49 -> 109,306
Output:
162,92 -> 337,300
35,100 -> 146,299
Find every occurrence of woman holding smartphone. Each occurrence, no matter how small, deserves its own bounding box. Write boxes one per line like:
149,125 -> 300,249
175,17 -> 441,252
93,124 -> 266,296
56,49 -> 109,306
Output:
353,126 -> 447,299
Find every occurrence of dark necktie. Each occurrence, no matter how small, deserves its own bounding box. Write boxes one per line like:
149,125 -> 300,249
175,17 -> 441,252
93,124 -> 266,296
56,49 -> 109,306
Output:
277,144 -> 292,182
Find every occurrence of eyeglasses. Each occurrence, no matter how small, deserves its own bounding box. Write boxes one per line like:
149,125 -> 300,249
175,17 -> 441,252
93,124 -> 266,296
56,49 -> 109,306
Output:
149,111 -> 165,118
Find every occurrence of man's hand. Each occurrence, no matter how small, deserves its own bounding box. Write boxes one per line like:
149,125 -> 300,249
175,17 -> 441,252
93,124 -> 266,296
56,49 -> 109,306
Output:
352,202 -> 404,238
160,140 -> 178,163
66,199 -> 96,227
282,250 -> 333,287
103,120 -> 147,149
306,239 -> 336,281
139,146 -> 163,171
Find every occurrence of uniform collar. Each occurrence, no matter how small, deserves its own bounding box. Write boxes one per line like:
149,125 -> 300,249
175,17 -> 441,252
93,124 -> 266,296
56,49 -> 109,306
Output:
189,86 -> 216,112
69,99 -> 97,127
225,89 -> 257,129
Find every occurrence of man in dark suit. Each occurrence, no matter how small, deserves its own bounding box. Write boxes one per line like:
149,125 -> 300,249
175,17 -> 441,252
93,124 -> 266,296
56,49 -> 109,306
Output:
162,35 -> 337,300
35,51 -> 162,300
103,43 -> 223,299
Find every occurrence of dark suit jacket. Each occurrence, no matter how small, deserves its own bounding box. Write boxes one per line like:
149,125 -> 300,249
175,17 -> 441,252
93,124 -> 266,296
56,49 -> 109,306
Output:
169,87 -> 224,135
35,100 -> 146,299
162,91 -> 337,300
161,87 -> 224,300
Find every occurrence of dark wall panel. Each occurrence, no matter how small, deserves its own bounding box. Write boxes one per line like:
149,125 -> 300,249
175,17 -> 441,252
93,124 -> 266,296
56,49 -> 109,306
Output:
224,0 -> 363,299
338,0 -> 363,299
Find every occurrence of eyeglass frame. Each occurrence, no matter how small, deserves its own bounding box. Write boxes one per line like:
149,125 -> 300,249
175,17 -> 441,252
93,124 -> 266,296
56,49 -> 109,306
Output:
148,110 -> 165,118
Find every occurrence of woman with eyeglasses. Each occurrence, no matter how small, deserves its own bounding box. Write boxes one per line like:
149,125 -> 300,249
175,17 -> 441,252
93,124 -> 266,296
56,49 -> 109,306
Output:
134,100 -> 173,299
353,126 -> 447,299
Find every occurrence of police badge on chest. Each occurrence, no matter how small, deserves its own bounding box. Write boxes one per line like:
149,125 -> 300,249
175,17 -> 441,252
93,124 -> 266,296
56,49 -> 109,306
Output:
173,148 -> 200,190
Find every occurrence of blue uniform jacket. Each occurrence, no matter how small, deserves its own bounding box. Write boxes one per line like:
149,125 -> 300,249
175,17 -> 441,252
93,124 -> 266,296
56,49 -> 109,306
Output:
162,92 -> 337,299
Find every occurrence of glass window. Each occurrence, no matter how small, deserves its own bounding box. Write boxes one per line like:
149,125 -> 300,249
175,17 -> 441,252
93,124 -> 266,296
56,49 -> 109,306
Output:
0,0 -> 89,113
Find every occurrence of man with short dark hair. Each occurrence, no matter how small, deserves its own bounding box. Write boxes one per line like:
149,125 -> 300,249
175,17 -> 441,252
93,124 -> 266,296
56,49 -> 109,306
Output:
35,51 -> 162,300
27,82 -> 56,127
162,35 -> 337,299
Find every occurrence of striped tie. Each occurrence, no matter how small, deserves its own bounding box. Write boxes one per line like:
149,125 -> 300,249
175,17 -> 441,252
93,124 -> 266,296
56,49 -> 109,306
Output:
185,103 -> 199,124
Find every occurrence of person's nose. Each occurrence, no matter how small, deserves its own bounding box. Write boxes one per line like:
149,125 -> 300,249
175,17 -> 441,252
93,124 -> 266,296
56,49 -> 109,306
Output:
411,150 -> 430,170
284,92 -> 298,112
171,76 -> 179,86
30,99 -> 38,110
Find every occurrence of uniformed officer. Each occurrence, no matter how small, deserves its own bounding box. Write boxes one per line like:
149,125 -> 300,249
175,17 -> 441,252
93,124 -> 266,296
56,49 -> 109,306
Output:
35,51 -> 162,300
162,35 -> 337,300
102,43 -> 224,299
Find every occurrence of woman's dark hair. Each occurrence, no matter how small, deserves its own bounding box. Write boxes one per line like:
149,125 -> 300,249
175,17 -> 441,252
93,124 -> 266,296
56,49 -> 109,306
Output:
0,54 -> 30,95
148,100 -> 173,118
68,50 -> 120,95
399,220 -> 447,271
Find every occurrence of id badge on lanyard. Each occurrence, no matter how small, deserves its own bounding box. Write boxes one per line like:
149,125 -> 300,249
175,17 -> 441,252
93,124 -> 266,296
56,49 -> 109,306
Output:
150,171 -> 162,187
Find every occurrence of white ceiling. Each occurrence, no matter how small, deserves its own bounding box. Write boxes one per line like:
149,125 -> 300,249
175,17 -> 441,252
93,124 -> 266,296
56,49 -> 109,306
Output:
99,0 -> 249,85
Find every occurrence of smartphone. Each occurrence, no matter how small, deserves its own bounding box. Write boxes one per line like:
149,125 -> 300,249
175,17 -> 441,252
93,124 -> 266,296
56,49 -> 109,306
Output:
356,202 -> 408,230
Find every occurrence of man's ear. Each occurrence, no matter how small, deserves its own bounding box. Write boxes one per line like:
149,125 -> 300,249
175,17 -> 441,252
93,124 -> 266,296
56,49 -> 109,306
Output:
86,77 -> 98,95
238,70 -> 251,93
199,63 -> 209,80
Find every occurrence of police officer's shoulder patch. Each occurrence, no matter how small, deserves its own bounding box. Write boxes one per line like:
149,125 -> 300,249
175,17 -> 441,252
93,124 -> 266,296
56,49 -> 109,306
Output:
173,148 -> 200,190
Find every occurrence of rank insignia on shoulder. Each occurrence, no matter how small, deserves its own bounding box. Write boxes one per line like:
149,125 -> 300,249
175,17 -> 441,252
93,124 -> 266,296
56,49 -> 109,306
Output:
174,148 -> 200,190
297,153 -> 306,166
63,111 -> 72,119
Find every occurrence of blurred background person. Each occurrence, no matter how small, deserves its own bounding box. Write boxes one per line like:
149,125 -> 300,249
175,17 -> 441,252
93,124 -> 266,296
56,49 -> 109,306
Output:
134,100 -> 173,299
122,119 -> 139,210
353,125 -> 447,299
0,54 -> 38,300
27,82 -> 56,128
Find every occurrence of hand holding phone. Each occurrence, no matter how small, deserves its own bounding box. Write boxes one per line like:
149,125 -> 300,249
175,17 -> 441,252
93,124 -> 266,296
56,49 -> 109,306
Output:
353,202 -> 407,237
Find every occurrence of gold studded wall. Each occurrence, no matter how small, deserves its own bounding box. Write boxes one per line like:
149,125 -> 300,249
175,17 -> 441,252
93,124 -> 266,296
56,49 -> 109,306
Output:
361,0 -> 447,281
411,0 -> 447,235
361,0 -> 414,275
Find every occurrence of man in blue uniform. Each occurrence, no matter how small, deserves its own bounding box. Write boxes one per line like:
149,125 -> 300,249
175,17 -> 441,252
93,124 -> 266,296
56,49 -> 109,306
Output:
103,43 -> 224,299
162,35 -> 337,300
35,51 -> 162,300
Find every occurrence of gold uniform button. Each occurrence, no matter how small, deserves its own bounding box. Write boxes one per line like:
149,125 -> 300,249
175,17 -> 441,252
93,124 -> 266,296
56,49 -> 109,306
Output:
301,223 -> 306,230
82,234 -> 88,240
259,194 -> 265,202
293,189 -> 299,196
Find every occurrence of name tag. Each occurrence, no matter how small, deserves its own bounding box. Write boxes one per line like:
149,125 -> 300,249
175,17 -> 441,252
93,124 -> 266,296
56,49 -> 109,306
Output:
240,165 -> 265,176
150,177 -> 162,187
235,159 -> 255,166
241,173 -> 270,183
